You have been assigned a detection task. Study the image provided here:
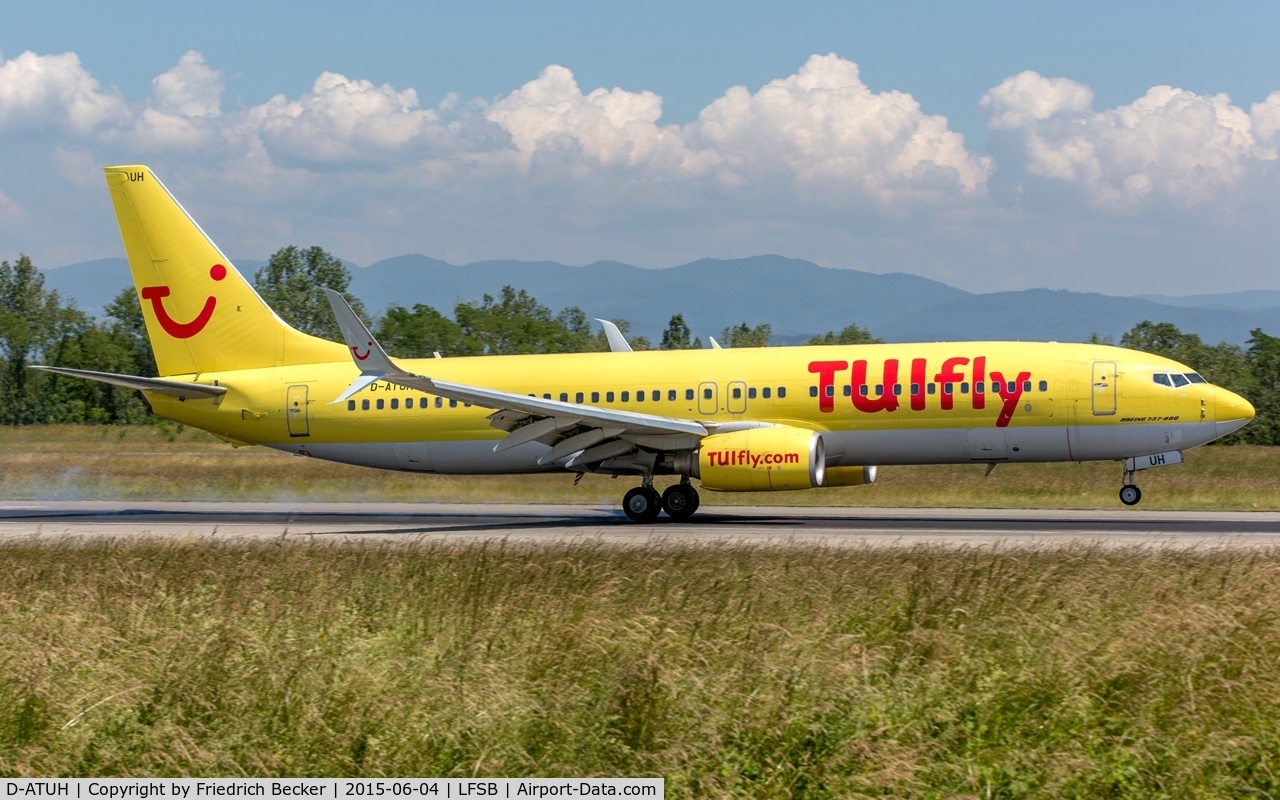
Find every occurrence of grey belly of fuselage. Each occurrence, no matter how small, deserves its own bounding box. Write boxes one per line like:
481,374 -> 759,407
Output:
264,420 -> 1224,474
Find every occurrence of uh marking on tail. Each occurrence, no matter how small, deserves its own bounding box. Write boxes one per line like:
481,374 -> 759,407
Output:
140,264 -> 226,339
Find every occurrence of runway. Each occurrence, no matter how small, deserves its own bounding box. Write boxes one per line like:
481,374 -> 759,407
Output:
3,500 -> 1280,547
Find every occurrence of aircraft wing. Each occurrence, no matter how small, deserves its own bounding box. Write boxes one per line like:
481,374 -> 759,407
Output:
27,366 -> 227,399
323,290 -> 707,465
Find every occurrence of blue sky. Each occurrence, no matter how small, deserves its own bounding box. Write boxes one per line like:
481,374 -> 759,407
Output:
2,0 -> 1279,294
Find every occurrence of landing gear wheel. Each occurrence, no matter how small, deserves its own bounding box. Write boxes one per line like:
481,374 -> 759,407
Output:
623,486 -> 662,522
661,484 -> 700,519
1119,484 -> 1142,506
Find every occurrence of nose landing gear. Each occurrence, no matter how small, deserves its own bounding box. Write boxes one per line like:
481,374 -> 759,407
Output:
622,477 -> 701,521
1119,467 -> 1142,506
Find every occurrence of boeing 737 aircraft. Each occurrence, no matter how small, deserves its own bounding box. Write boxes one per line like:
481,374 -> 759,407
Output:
36,166 -> 1256,520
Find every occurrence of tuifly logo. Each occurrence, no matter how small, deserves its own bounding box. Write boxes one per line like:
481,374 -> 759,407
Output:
352,342 -> 373,361
140,264 -> 226,339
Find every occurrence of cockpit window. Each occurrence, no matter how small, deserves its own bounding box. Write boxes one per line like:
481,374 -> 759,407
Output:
1170,373 -> 1190,388
1186,373 -> 1207,384
1153,374 -> 1172,387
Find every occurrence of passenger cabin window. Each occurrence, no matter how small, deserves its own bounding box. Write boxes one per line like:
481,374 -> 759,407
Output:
927,383 -> 936,395
576,392 -> 584,403
762,387 -> 771,399
958,382 -> 967,394
685,389 -> 694,400
621,391 -> 630,402
668,390 -> 677,401
910,383 -> 920,395
449,399 -> 457,407
391,398 -> 399,410
875,384 -> 884,394
543,393 -> 551,399
1038,381 -> 1048,392
592,391 -> 600,403
748,387 -> 757,399
893,384 -> 902,395
943,383 -> 953,394
778,387 -> 786,398
843,385 -> 853,397
1022,381 -> 1032,393
435,397 -> 443,407
362,399 -> 370,410
732,387 -> 741,399
606,391 -> 615,402
1187,373 -> 1207,384
704,388 -> 713,400
825,385 -> 835,397
560,392 -> 568,402
974,382 -> 984,394
636,391 -> 644,402
1171,373 -> 1190,388
347,400 -> 356,411
376,399 -> 385,410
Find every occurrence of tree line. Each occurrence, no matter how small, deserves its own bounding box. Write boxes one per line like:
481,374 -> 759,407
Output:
1,246 -> 1277,444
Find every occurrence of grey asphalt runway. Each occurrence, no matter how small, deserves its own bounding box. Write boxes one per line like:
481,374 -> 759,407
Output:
3,500 -> 1280,547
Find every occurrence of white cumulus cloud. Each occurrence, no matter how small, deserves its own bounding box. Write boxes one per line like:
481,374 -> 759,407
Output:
0,51 -> 127,135
688,54 -> 991,204
984,70 -> 1275,210
255,72 -> 450,166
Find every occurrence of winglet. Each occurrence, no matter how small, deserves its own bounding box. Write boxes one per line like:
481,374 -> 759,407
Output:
709,337 -> 722,350
325,288 -> 425,404
324,288 -> 396,375
594,319 -> 633,353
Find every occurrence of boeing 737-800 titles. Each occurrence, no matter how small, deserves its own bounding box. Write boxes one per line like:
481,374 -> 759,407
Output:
35,166 -> 1256,520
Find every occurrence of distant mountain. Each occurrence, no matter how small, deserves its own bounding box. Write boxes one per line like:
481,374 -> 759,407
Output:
348,254 -> 970,341
40,253 -> 1280,346
878,289 -> 1280,346
1134,290 -> 1280,312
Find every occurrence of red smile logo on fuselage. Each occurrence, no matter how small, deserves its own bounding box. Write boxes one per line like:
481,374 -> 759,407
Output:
141,264 -> 226,339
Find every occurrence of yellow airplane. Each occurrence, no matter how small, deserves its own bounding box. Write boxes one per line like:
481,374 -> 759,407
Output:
35,165 -> 1256,520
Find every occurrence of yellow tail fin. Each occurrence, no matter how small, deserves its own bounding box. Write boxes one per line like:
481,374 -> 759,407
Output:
104,165 -> 345,376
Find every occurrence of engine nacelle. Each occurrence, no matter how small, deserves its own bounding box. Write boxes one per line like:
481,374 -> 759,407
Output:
822,465 -> 877,487
697,427 -> 824,491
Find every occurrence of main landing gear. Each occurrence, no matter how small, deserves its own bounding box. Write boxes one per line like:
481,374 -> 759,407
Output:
1119,467 -> 1142,506
622,477 -> 700,521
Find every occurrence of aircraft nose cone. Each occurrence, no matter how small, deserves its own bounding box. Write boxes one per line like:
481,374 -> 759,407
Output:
1215,387 -> 1255,437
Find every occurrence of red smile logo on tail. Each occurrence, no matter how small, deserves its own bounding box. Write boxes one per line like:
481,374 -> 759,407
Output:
140,264 -> 226,339
352,342 -> 372,361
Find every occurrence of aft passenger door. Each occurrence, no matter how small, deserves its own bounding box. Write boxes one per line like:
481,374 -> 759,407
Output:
1092,362 -> 1116,415
286,384 -> 310,437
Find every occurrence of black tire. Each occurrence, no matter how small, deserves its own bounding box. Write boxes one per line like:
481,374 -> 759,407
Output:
1119,485 -> 1142,506
662,484 -> 699,519
623,486 -> 662,522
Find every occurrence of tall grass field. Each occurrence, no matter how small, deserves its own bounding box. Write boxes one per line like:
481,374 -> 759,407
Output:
3,538 -> 1280,796
2,425 -> 1279,509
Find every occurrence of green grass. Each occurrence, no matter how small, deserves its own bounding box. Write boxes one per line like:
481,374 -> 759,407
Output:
5,539 -> 1280,796
2,425 -> 1279,509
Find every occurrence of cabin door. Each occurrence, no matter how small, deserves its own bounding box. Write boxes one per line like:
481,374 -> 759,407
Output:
1092,362 -> 1117,416
727,381 -> 748,413
286,384 -> 310,437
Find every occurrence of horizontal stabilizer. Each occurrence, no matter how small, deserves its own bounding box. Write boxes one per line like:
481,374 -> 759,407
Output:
28,366 -> 227,399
